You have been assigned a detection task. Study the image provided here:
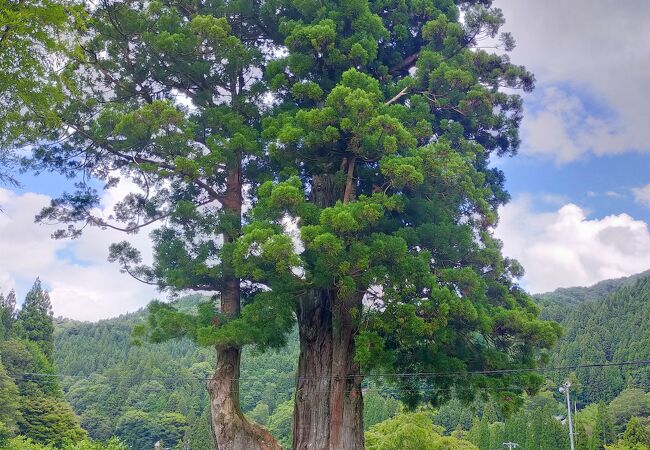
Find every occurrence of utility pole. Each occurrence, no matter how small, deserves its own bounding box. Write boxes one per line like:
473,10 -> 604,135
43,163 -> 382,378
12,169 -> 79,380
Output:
574,400 -> 578,439
503,443 -> 518,449
560,381 -> 576,450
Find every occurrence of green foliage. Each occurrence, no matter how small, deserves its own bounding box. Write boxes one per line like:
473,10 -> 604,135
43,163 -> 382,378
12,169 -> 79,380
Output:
18,395 -> 86,447
266,400 -> 294,449
593,401 -> 616,447
0,337 -> 60,398
16,280 -> 54,361
605,443 -> 649,450
247,403 -> 270,427
609,390 -> 650,433
468,396 -> 569,450
363,387 -> 401,429
539,276 -> 650,404
365,412 -> 478,450
623,417 -> 650,447
115,410 -> 161,450
0,362 -> 20,439
3,436 -> 128,450
53,296 -> 302,448
0,291 -> 16,340
0,0 -> 84,188
0,286 -> 86,448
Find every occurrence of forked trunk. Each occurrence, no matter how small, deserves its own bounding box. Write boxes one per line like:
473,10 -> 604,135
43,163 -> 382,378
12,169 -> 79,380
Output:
208,164 -> 281,450
292,174 -> 365,450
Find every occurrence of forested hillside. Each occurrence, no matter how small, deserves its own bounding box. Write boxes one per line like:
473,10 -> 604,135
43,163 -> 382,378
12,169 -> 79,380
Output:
54,295 -> 296,449
48,272 -> 650,449
0,281 -> 116,449
536,274 -> 650,405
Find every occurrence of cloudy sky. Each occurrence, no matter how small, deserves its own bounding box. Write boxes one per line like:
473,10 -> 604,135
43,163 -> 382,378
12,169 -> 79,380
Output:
3,0 -> 650,320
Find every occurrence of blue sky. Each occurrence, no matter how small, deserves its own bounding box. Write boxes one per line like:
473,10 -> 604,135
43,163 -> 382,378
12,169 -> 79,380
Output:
501,152 -> 650,220
3,0 -> 650,319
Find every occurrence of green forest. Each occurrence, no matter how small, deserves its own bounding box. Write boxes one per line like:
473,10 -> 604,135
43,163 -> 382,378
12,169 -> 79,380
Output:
2,273 -> 650,449
2,0 -> 650,449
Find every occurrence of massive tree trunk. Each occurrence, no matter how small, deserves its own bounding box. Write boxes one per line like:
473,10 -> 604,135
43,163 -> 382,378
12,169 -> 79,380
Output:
209,163 -> 281,450
293,288 -> 334,449
329,295 -> 364,450
292,174 -> 365,450
292,291 -> 365,450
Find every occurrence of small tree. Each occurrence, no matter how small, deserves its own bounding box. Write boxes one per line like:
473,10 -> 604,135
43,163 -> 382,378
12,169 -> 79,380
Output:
623,417 -> 650,447
18,395 -> 87,447
367,412 -> 478,450
16,279 -> 54,361
0,290 -> 16,339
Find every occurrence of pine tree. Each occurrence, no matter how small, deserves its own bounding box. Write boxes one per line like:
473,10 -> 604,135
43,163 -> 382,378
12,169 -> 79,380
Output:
18,395 -> 87,447
29,1 -> 284,447
16,280 -> 54,361
0,290 -> 15,339
224,2 -> 559,447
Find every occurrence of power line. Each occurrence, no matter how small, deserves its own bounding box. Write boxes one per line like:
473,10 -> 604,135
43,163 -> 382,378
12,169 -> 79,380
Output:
12,359 -> 650,383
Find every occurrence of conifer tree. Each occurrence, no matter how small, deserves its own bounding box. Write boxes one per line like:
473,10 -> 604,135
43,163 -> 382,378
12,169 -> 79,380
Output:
16,280 -> 54,361
219,1 -> 560,447
623,417 -> 650,447
29,1 -> 561,448
0,290 -> 16,339
594,401 -> 616,447
30,1 -> 283,448
0,0 -> 84,188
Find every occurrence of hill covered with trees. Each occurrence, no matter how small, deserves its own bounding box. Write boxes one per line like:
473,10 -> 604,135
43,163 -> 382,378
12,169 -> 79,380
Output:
536,273 -> 650,405
47,271 -> 650,449
3,273 -> 650,449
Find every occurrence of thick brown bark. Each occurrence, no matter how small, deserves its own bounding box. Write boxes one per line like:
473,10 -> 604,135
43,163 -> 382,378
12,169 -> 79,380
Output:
208,163 -> 281,450
209,346 -> 281,450
292,292 -> 365,450
293,289 -> 333,449
329,295 -> 364,450
292,174 -> 364,450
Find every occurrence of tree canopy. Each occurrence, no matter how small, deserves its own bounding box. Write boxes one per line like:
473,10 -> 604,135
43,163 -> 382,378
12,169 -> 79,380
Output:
25,0 -> 559,448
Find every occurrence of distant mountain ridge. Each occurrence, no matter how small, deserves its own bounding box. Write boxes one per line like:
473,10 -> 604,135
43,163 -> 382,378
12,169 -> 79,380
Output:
534,268 -> 650,308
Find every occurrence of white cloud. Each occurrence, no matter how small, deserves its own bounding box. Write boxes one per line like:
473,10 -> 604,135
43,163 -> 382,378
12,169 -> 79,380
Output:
0,187 -> 160,321
496,0 -> 650,163
585,190 -> 625,199
632,183 -> 650,207
495,195 -> 650,293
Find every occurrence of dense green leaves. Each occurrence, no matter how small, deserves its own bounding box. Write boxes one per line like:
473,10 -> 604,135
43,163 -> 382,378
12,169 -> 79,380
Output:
539,276 -> 650,404
16,280 -> 54,361
0,361 -> 20,443
0,282 -> 86,448
366,412 -> 478,450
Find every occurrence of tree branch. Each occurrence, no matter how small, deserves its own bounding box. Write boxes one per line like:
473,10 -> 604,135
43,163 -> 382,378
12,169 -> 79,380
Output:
385,86 -> 410,105
87,198 -> 216,233
389,52 -> 419,76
